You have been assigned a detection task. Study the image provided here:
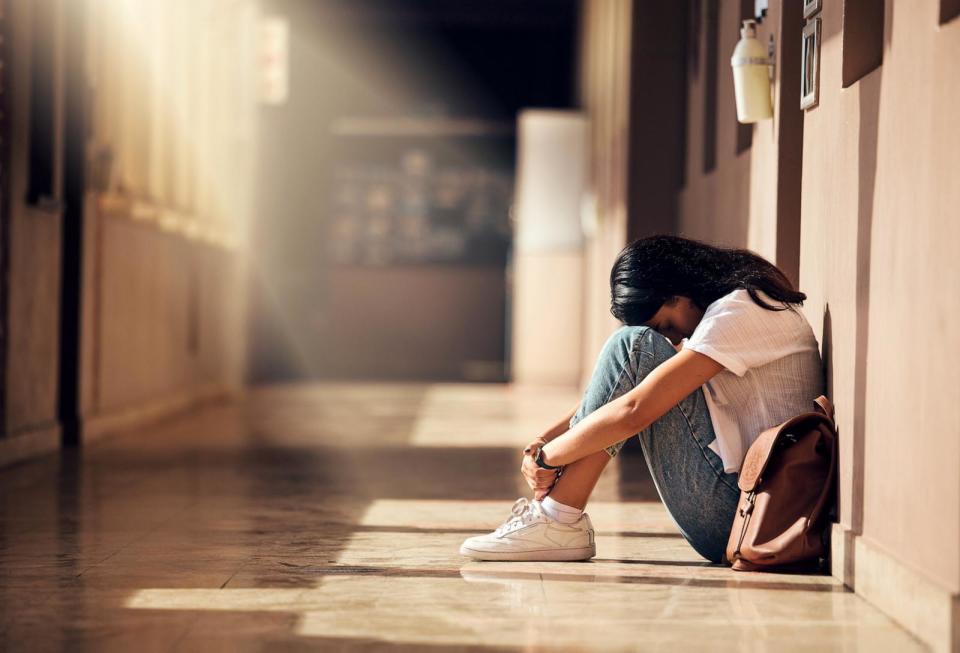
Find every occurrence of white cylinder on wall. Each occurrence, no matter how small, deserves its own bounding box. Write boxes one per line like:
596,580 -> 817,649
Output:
511,110 -> 587,386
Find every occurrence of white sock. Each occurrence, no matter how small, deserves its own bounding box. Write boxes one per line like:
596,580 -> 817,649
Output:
541,496 -> 583,524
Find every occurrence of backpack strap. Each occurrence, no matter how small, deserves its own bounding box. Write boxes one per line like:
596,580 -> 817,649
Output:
814,395 -> 835,423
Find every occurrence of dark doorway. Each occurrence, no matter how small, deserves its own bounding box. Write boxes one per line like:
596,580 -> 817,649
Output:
57,0 -> 86,447
0,0 -> 9,439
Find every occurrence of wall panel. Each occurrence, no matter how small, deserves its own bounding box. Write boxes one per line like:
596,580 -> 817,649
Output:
678,0 -> 751,250
578,0 -> 634,382
76,0 -> 256,440
799,0 -> 960,596
3,0 -> 63,444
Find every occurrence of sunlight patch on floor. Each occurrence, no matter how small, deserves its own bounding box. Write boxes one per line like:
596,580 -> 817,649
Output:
408,383 -> 580,447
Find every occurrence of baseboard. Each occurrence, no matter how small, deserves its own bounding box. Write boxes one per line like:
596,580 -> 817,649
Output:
81,384 -> 236,442
830,522 -> 857,588
0,386 -> 238,469
0,422 -> 62,468
832,523 -> 959,652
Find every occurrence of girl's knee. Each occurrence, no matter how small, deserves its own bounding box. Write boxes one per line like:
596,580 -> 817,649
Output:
583,326 -> 675,407
604,325 -> 673,359
643,329 -> 678,360
596,326 -> 649,369
605,325 -> 652,353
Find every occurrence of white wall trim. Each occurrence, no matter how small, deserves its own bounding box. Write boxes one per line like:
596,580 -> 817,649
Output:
0,386 -> 238,469
82,384 -> 235,442
832,523 -> 959,652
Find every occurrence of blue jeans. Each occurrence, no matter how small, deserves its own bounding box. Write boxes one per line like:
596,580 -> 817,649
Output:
569,326 -> 740,563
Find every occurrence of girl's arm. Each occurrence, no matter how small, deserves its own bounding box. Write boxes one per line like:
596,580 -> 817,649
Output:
531,401 -> 580,445
540,350 -> 724,466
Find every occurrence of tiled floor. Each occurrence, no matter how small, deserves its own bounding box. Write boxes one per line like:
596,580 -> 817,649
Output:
0,383 -> 925,651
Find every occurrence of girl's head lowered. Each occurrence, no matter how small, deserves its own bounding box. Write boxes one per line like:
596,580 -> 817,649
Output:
609,235 -> 806,342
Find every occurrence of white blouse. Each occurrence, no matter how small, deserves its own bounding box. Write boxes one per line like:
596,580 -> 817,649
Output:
683,289 -> 824,474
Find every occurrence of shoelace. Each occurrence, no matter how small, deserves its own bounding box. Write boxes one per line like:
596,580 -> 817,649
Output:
495,497 -> 542,536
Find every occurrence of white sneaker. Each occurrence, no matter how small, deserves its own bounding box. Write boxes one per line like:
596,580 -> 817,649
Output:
459,498 -> 596,561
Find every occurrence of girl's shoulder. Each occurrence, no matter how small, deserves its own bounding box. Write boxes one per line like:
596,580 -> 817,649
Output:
708,288 -> 794,312
703,288 -> 807,329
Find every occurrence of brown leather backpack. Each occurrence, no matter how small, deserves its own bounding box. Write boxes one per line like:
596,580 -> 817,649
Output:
726,395 -> 837,572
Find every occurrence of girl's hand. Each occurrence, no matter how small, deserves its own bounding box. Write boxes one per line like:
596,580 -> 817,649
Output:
521,440 -> 561,500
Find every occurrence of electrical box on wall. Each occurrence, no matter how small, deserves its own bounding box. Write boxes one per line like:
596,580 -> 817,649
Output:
258,17 -> 289,105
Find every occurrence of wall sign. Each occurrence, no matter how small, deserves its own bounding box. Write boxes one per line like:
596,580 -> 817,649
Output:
258,17 -> 289,105
801,17 -> 821,110
328,141 -> 513,266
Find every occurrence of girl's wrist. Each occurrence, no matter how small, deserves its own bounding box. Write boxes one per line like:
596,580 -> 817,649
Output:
524,439 -> 548,456
542,439 -> 569,467
536,430 -> 560,444
534,446 -> 563,470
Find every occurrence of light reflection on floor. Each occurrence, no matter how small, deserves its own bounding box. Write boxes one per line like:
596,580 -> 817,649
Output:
123,498 -> 904,650
0,383 -> 925,650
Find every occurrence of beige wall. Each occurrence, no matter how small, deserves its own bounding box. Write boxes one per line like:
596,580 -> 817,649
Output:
77,0 -> 256,436
2,0 -> 65,458
798,0 -> 960,594
679,1 -> 752,251
512,252 -> 584,386
0,0 -> 247,462
578,0 -> 634,379
680,2 -> 805,279
82,213 -> 247,421
0,0 -> 256,463
510,111 -> 587,387
577,1 -> 690,380
669,0 -> 960,638
314,266 -> 506,381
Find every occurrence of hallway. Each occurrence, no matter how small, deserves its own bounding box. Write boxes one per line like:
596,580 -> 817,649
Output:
0,384 -> 924,651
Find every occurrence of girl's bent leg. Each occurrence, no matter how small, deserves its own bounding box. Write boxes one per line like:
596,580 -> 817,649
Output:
542,326 -> 653,510
546,450 -> 611,510
461,326 -> 735,563
564,326 -> 740,563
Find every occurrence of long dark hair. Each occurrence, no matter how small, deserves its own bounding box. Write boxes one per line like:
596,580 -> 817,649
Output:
610,235 -> 806,325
